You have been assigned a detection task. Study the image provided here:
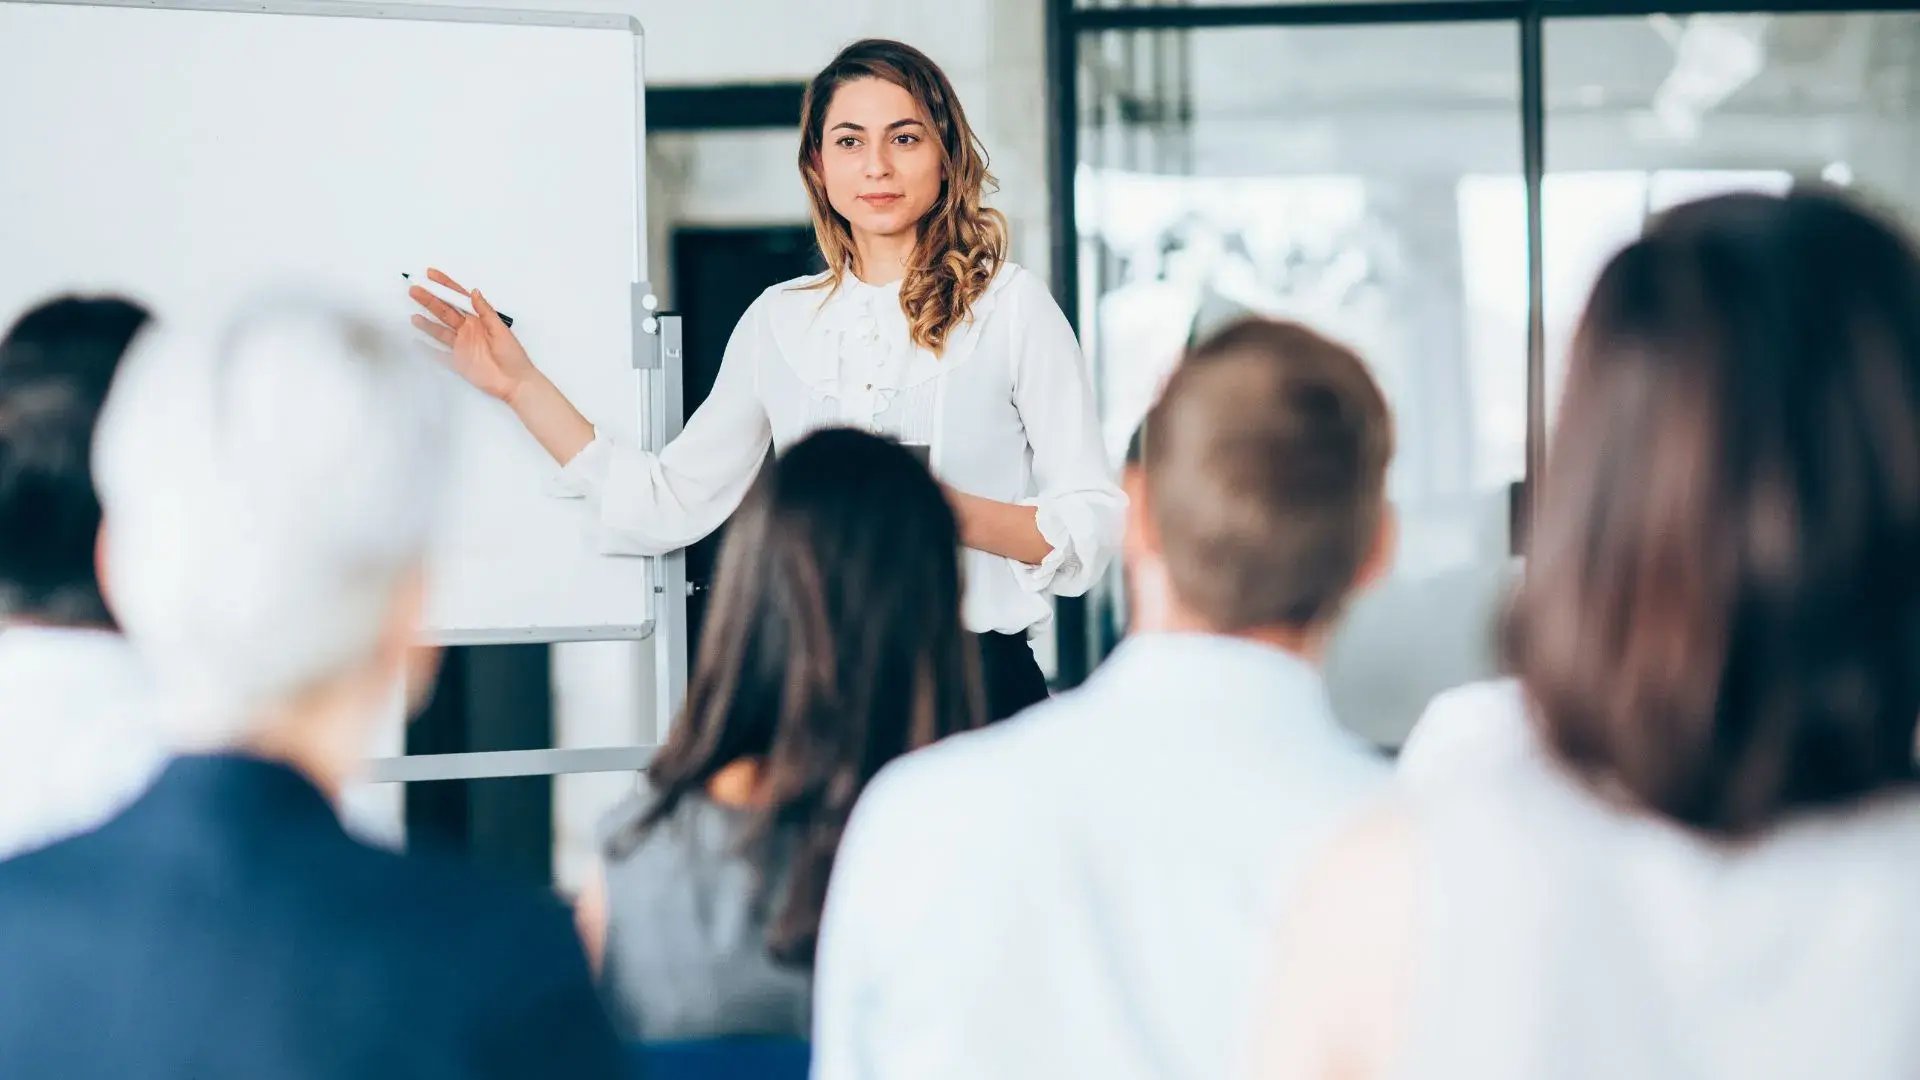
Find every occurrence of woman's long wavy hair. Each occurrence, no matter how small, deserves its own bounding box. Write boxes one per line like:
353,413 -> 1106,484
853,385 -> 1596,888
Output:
604,428 -> 984,967
797,39 -> 1009,355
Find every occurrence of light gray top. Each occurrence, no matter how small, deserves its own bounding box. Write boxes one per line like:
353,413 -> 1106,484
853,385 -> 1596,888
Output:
596,780 -> 810,1041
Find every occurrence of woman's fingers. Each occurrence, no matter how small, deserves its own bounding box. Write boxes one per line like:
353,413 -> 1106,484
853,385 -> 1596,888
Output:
410,314 -> 455,347
472,289 -> 503,327
426,267 -> 471,296
409,284 -> 468,329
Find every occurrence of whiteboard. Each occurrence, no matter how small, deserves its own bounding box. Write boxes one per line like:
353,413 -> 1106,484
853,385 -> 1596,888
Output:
0,0 -> 663,643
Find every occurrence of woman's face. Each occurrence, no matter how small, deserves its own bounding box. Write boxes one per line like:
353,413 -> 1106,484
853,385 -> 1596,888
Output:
818,77 -> 943,246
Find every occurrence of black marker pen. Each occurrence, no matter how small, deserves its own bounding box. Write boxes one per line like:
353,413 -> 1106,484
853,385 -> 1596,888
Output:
403,272 -> 514,328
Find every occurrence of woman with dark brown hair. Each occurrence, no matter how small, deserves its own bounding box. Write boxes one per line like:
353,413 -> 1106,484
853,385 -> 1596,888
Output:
1255,189 -> 1920,1079
575,426 -> 981,1040
411,39 -> 1122,721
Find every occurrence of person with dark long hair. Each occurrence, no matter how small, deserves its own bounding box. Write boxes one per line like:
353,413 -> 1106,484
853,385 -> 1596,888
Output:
0,295 -> 161,862
1257,189 -> 1920,1079
576,427 -> 981,1041
412,39 -> 1120,722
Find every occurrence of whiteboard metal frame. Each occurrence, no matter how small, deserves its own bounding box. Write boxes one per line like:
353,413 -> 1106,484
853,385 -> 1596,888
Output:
367,745 -> 654,783
431,624 -> 651,646
9,0 -> 678,783
11,0 -> 640,33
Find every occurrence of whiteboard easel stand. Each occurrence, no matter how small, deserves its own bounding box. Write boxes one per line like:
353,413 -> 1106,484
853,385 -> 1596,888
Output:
642,308 -> 690,744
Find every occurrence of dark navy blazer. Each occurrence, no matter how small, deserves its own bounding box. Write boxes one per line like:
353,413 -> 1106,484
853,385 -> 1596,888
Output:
0,753 -> 623,1079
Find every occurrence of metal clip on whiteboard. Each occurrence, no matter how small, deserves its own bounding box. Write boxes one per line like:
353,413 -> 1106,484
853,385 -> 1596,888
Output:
632,282 -> 662,369
636,285 -> 681,461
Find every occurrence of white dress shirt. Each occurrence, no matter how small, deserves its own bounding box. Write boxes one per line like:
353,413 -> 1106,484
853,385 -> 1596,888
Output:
552,263 -> 1124,635
811,633 -> 1389,1080
0,626 -> 165,861
1392,680 -> 1920,1079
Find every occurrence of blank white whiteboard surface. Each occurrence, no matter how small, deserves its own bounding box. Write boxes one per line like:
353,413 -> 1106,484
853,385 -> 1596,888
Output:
0,0 -> 656,643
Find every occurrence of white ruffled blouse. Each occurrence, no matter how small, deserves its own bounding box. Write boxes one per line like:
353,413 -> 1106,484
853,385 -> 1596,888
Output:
552,262 -> 1125,635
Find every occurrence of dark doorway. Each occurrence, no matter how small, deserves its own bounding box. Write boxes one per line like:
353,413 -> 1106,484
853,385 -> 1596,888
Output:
669,225 -> 824,646
403,644 -> 554,887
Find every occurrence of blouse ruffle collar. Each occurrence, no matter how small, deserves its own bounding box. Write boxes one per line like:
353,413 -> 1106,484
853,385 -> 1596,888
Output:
771,263 -> 1021,408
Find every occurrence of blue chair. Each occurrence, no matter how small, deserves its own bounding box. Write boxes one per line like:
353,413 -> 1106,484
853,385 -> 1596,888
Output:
628,1037 -> 810,1080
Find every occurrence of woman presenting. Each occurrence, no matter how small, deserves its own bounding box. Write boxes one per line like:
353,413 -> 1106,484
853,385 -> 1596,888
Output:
411,38 -> 1123,722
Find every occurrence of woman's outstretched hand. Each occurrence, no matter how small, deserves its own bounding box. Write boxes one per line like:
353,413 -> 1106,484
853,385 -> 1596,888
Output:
410,268 -> 595,465
409,267 -> 536,403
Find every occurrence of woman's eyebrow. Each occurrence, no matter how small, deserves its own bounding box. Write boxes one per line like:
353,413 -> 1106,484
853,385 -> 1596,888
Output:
830,118 -> 926,134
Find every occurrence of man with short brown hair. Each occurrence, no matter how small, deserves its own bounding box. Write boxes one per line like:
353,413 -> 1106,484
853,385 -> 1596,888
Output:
1140,318 -> 1392,633
814,317 -> 1396,1080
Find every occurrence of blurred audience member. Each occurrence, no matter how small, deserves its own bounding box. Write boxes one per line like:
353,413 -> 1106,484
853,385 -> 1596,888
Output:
579,427 -> 982,1042
813,318 -> 1396,1080
1258,190 -> 1920,1079
0,296 -> 163,861
0,298 -> 623,1078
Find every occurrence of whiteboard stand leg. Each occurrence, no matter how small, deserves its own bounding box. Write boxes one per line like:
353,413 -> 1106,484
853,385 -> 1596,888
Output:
641,308 -> 689,741
652,549 -> 688,743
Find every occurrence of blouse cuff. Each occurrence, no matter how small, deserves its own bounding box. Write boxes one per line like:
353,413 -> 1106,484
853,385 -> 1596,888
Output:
542,429 -> 614,499
1011,498 -> 1091,596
